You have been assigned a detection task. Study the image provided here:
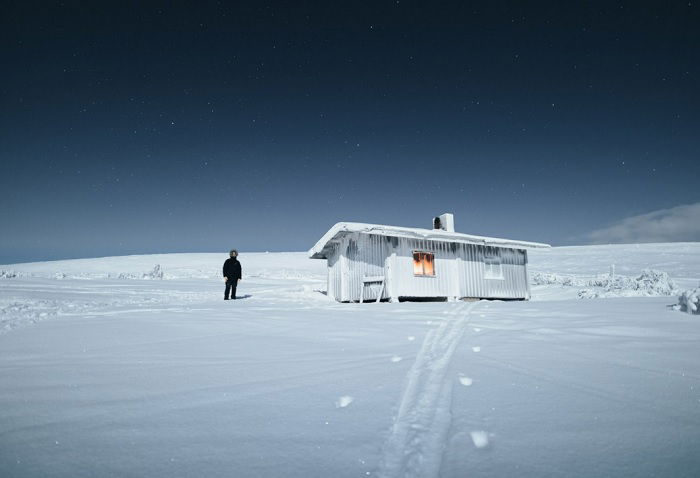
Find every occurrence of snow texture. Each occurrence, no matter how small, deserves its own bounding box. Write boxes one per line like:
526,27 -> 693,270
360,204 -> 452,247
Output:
335,396 -> 354,408
458,374 -> 473,386
469,431 -> 490,449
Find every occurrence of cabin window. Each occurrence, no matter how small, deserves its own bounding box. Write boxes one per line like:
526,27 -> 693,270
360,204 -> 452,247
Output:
413,251 -> 435,276
484,256 -> 504,280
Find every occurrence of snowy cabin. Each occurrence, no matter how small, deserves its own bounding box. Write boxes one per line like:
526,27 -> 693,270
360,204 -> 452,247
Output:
309,214 -> 550,303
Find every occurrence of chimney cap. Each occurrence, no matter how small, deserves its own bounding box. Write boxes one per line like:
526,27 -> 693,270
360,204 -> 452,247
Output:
433,213 -> 455,233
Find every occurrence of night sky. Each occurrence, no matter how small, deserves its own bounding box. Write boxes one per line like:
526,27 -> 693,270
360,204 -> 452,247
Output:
1,1 -> 699,263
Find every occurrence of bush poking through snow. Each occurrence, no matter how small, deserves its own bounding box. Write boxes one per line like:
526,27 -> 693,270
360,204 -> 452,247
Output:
531,272 -> 579,286
112,264 -> 164,280
533,269 -> 677,298
533,269 -> 678,299
577,269 -> 677,299
676,289 -> 699,315
143,264 -> 164,280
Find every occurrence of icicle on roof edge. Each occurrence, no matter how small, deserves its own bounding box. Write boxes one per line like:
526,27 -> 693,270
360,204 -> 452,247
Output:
309,222 -> 550,259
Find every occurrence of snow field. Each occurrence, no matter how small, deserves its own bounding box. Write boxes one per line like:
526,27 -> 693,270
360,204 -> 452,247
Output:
1,243 -> 700,477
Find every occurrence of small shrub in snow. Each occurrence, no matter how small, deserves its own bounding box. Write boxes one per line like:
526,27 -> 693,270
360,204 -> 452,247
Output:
142,264 -> 164,280
577,288 -> 598,299
675,289 -> 699,315
115,272 -> 134,279
112,265 -> 164,280
531,272 -> 578,286
0,270 -> 18,279
631,269 -> 677,295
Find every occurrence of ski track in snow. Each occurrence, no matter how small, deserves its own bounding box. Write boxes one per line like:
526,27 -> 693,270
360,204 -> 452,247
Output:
377,301 -> 481,478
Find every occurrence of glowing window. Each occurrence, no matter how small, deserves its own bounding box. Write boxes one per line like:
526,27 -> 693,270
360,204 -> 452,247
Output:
413,251 -> 435,276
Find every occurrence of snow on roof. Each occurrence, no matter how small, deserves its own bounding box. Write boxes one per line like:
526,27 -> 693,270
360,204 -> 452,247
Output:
309,222 -> 550,259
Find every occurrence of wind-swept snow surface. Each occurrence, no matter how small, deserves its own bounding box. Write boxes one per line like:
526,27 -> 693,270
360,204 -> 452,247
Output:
1,245 -> 700,477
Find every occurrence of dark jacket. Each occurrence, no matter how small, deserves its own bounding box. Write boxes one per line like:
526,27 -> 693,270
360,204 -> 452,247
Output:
223,258 -> 242,281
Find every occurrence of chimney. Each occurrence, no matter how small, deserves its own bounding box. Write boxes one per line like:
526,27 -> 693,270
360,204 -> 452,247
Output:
433,213 -> 455,232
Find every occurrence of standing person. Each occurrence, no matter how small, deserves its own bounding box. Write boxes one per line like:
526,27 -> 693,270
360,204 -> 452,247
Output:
223,249 -> 242,300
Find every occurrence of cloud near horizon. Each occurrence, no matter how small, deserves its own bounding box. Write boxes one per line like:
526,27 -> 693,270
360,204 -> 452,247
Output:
588,202 -> 700,244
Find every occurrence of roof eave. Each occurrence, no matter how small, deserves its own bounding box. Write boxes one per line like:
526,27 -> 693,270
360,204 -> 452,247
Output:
308,222 -> 550,259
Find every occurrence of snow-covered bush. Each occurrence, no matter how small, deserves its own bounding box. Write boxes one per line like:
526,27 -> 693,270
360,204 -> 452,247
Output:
577,269 -> 677,299
577,288 -> 599,299
531,272 -> 578,286
533,268 -> 677,299
115,272 -> 137,279
676,289 -> 699,314
0,270 -> 19,279
112,264 -> 164,280
634,269 -> 677,295
142,264 -> 164,280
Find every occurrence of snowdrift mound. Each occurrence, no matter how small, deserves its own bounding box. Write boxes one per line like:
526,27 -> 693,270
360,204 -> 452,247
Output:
674,289 -> 699,314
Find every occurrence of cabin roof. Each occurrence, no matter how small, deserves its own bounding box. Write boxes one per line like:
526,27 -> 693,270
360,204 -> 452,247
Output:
309,222 -> 550,259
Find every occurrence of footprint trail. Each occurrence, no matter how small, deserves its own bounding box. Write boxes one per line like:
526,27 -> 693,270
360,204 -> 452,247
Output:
376,301 -> 482,478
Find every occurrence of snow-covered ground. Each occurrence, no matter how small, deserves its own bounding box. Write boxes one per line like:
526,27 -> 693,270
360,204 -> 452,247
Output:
1,244 -> 699,477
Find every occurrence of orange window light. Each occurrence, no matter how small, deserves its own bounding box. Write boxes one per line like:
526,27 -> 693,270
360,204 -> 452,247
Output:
413,251 -> 435,276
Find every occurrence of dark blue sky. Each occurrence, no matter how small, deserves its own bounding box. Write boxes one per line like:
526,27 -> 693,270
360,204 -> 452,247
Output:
1,1 -> 698,263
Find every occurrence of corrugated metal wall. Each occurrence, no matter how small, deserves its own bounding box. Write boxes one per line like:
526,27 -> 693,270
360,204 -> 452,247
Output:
461,245 -> 528,299
330,233 -> 530,302
391,237 -> 458,298
326,243 -> 342,301
342,233 -> 390,302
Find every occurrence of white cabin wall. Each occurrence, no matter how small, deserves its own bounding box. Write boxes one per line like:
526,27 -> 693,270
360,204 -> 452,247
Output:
343,233 -> 390,302
326,243 -> 342,301
391,237 -> 457,298
475,246 -> 528,299
390,240 -> 530,299
328,234 -> 531,302
459,243 -> 487,298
